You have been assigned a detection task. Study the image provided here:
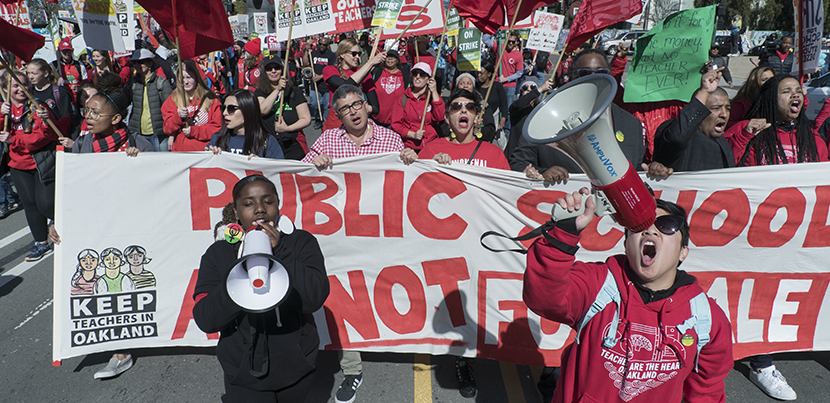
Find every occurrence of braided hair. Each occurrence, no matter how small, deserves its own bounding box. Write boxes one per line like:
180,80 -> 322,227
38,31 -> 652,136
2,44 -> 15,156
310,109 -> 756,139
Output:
738,75 -> 819,166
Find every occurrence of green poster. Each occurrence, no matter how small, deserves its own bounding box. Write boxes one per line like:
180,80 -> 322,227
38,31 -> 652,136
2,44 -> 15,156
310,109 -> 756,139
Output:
623,5 -> 716,104
447,8 -> 461,36
371,0 -> 404,29
457,28 -> 481,71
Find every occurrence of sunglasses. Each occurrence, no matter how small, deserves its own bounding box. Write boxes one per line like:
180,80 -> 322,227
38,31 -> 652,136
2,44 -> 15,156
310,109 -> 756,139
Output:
221,104 -> 240,115
264,64 -> 282,72
573,68 -> 611,78
520,84 -> 537,92
635,215 -> 685,236
449,102 -> 476,112
412,70 -> 430,78
507,40 -> 517,44
346,50 -> 361,57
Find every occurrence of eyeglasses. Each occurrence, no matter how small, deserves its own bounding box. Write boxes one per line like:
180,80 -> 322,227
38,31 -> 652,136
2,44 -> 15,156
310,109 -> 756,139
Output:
573,68 -> 611,78
84,108 -> 114,120
634,215 -> 686,236
520,84 -> 538,92
346,51 -> 361,57
412,70 -> 430,78
449,102 -> 476,112
507,40 -> 517,44
221,104 -> 241,115
337,100 -> 365,115
264,64 -> 282,72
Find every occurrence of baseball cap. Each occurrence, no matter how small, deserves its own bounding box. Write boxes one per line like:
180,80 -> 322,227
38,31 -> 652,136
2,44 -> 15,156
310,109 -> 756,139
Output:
411,62 -> 432,76
59,37 -> 73,51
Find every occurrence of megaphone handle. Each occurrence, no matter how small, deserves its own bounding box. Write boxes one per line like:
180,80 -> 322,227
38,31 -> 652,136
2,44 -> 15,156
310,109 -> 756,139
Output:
551,191 -> 615,221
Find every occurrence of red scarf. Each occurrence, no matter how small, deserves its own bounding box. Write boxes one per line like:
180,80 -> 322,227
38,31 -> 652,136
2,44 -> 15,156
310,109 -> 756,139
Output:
92,126 -> 130,153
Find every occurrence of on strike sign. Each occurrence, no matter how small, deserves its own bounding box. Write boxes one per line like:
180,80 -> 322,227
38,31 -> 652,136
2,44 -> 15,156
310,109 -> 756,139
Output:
52,152 -> 830,367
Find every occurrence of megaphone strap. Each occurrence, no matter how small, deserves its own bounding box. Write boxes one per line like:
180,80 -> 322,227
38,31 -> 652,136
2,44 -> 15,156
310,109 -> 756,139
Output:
480,220 -> 579,255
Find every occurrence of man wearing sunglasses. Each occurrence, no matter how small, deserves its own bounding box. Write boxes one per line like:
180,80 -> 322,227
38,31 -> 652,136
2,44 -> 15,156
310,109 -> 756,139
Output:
523,191 -> 733,403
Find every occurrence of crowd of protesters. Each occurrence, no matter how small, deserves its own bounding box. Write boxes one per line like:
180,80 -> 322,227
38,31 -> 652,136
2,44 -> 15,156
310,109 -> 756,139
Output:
0,23 -> 822,402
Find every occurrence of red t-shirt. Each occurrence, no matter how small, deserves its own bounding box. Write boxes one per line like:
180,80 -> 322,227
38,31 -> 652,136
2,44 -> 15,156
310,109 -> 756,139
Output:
374,69 -> 405,126
500,48 -> 522,88
419,138 -> 510,170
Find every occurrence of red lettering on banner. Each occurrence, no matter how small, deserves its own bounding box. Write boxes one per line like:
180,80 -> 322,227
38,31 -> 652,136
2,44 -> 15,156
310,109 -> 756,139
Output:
580,217 -> 625,251
423,257 -> 470,327
343,173 -> 380,237
698,272 -> 830,359
374,265 -> 427,334
747,187 -> 806,247
396,4 -> 431,30
324,271 -> 381,343
279,173 -> 297,222
673,190 -> 698,217
189,168 -> 238,231
171,269 -> 218,340
515,190 -> 566,248
689,189 -> 750,247
245,170 -> 263,177
383,171 -> 404,237
407,172 -> 468,239
803,186 -> 830,247
296,175 -> 343,235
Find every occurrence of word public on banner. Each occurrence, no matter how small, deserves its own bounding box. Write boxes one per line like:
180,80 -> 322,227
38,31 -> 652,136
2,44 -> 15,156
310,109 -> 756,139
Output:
72,0 -> 136,53
624,5 -> 716,104
792,0 -> 824,75
446,7 -> 462,36
525,11 -> 564,53
379,0 -> 446,40
332,0 -> 376,33
253,12 -> 270,35
229,14 -> 249,39
52,152 -> 830,366
0,1 -> 32,29
274,0 -> 336,42
372,0 -> 404,29
457,28 -> 481,71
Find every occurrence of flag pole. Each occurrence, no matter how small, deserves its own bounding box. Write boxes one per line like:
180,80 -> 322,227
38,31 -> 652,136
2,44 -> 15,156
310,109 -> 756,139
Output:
480,0 -> 525,131
419,0 -> 453,131
277,0 -> 297,122
0,52 -> 64,138
369,27 -> 383,60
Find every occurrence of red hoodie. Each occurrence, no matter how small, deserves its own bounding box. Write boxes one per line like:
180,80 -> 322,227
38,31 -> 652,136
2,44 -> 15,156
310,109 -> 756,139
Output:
0,103 -> 58,170
523,227 -> 733,403
725,120 -> 829,166
161,94 -> 223,152
390,87 -> 445,151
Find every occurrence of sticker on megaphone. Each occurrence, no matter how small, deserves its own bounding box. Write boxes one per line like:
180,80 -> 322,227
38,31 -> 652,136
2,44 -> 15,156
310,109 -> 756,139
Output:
226,227 -> 291,312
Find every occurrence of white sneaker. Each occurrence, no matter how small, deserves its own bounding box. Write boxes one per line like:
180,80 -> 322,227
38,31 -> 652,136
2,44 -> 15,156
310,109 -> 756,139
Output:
94,355 -> 133,379
749,365 -> 797,400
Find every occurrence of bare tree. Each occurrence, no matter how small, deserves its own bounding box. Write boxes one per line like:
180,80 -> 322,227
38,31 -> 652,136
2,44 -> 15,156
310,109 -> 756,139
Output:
643,0 -> 681,30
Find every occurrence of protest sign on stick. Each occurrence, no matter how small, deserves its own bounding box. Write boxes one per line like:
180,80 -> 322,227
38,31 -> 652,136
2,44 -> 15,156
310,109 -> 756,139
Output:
525,11 -> 563,53
446,7 -> 461,36
380,0 -> 444,41
792,0 -> 823,77
624,5 -> 716,104
456,27 -> 481,71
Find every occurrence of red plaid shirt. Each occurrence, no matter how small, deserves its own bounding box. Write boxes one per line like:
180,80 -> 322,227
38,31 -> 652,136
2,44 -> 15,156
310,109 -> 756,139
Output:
302,121 -> 404,162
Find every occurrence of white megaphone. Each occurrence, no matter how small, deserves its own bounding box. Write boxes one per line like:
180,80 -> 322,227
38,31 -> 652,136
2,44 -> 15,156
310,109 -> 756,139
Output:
226,218 -> 294,312
522,74 -> 656,232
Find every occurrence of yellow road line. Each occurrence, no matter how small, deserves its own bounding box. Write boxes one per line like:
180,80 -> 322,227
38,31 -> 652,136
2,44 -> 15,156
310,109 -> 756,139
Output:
499,360 -> 527,403
414,354 -> 432,403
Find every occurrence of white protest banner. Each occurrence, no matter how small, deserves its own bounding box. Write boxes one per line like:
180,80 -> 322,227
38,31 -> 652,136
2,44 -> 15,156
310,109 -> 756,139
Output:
53,152 -> 830,366
229,15 -> 249,39
525,11 -> 563,53
792,0 -> 824,75
274,0 -> 336,42
372,0 -> 405,29
0,1 -> 32,30
379,0 -> 445,40
72,0 -> 135,53
253,11 -> 270,35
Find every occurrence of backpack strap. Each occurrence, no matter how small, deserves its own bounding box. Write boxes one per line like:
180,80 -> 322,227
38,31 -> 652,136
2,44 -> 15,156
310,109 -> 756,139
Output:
575,270 -> 621,348
676,292 -> 712,373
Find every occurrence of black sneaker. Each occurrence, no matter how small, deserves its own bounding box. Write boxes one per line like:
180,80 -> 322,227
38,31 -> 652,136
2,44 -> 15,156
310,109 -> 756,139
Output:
0,204 -> 9,218
335,374 -> 363,403
456,357 -> 476,398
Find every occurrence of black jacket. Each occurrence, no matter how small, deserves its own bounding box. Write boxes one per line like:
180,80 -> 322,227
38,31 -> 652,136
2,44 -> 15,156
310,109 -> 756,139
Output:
652,97 -> 735,171
193,229 -> 329,391
761,50 -> 794,76
509,104 -> 646,173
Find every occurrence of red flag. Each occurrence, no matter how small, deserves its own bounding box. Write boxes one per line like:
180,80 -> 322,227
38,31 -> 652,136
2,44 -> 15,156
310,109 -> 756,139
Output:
564,0 -> 642,53
454,0 -> 556,34
135,0 -> 233,60
0,17 -> 45,62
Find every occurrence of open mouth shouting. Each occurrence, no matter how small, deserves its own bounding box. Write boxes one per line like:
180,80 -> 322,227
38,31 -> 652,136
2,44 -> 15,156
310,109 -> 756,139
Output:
640,237 -> 658,267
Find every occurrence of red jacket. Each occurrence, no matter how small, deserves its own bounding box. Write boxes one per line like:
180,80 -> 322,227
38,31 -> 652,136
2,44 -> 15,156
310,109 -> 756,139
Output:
391,87 -> 445,151
1,103 -> 58,170
161,94 -> 223,152
725,120 -> 829,166
523,227 -> 733,403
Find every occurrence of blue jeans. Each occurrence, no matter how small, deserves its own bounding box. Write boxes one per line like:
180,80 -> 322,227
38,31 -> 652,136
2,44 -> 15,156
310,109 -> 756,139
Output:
0,173 -> 18,205
309,90 -> 330,123
504,85 -> 517,133
145,134 -> 170,152
749,354 -> 773,370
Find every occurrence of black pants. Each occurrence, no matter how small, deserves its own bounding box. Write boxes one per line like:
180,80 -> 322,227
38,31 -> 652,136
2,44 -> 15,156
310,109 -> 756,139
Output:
222,370 -> 316,403
10,168 -> 54,242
